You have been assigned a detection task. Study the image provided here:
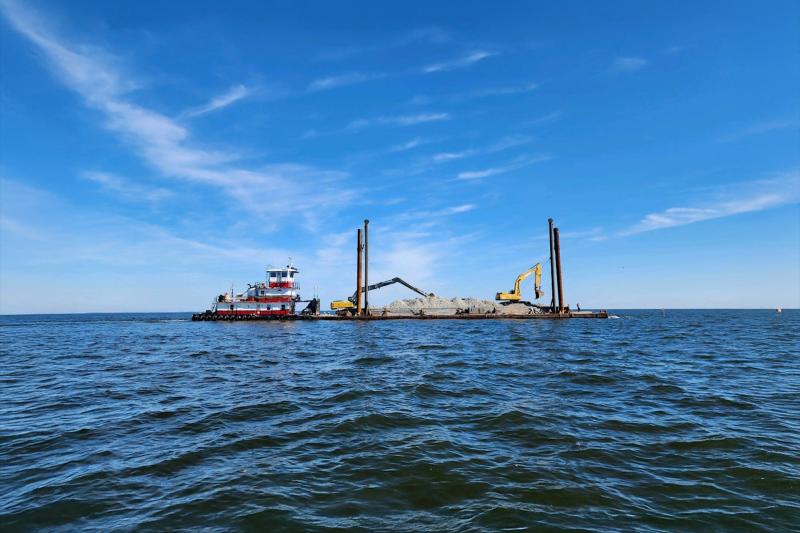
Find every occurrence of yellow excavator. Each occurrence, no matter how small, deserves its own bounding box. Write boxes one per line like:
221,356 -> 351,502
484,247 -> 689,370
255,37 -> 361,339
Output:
496,263 -> 544,302
331,277 -> 433,314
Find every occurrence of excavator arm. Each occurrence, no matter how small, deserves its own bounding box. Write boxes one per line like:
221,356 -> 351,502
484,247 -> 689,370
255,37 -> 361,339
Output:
330,277 -> 433,310
496,263 -> 543,301
349,277 -> 431,303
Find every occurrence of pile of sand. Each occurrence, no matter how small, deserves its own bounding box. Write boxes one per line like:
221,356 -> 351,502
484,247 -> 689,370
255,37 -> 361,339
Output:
385,295 -> 496,311
380,295 -> 546,316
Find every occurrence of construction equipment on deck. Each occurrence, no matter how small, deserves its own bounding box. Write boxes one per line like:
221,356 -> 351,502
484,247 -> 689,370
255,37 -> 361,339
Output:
331,277 -> 433,313
496,263 -> 544,302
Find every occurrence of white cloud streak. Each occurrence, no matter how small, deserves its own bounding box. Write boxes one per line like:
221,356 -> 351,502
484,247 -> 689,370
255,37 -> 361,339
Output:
522,111 -> 562,127
183,84 -> 250,118
390,203 -> 477,225
441,203 -> 475,215
456,154 -> 551,180
621,173 -> 800,235
1,1 -> 353,226
717,118 -> 799,143
83,171 -> 173,202
391,113 -> 450,126
486,135 -> 534,152
0,215 -> 45,240
388,137 -> 427,153
316,27 -> 451,62
422,50 -> 496,73
432,151 -> 470,162
308,48 -> 498,93
451,82 -> 539,101
613,56 -> 648,72
348,112 -> 450,130
306,72 -> 385,92
457,167 -> 507,180
422,135 -> 533,168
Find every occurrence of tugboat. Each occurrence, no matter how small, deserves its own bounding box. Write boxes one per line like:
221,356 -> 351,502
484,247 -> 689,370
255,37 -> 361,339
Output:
192,262 -> 317,320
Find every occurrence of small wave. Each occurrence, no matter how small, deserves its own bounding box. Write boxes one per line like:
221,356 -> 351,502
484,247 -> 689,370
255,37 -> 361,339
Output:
352,355 -> 394,365
667,436 -> 748,451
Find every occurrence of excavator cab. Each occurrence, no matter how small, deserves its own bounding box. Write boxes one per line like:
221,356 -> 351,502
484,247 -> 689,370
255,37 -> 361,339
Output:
330,300 -> 356,310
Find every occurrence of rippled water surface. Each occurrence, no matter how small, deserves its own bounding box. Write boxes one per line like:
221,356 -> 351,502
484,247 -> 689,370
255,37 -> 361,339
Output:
1,310 -> 798,531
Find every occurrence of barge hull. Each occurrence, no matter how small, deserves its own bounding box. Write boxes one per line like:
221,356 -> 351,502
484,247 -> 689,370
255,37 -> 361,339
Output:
192,311 -> 609,321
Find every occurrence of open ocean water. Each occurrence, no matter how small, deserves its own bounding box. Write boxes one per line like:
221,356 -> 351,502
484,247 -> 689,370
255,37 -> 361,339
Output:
0,310 -> 798,532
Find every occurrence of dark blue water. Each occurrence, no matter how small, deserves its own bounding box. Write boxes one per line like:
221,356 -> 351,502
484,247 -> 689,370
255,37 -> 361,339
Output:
1,310 -> 798,531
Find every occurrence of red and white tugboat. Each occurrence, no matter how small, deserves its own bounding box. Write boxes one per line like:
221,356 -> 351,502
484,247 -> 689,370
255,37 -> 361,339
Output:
193,262 -> 316,320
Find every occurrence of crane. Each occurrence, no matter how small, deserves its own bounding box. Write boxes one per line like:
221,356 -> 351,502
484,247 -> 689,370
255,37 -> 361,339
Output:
330,277 -> 434,312
496,263 -> 544,302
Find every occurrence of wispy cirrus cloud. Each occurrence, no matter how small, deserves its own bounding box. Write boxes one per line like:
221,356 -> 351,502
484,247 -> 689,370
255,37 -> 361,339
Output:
451,82 -> 539,101
457,167 -> 508,180
83,171 -> 173,202
1,0 -> 353,226
613,56 -> 648,72
0,215 -> 45,241
387,112 -> 450,126
432,151 -> 470,162
456,154 -> 551,180
422,50 -> 496,73
396,203 -> 477,221
306,72 -> 386,92
388,137 -> 429,153
308,46 -> 498,93
717,118 -> 799,143
182,84 -> 250,118
440,203 -> 476,215
521,111 -> 562,127
486,134 -> 534,152
621,171 -> 800,235
316,26 -> 451,62
427,135 -> 532,165
348,112 -> 450,130
560,227 -> 606,241
382,134 -> 537,179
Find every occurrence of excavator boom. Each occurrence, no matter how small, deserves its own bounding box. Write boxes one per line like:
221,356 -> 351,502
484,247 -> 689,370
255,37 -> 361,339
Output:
330,277 -> 433,310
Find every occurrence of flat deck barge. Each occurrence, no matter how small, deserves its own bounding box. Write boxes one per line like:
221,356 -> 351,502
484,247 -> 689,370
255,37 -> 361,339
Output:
192,218 -> 610,322
192,310 -> 609,321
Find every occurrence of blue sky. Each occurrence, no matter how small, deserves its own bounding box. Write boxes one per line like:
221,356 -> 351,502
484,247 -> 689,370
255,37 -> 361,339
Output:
1,0 -> 798,313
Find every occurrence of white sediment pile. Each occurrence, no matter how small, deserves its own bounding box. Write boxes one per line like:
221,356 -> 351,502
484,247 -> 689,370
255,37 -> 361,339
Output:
380,295 -> 545,316
385,295 -> 495,311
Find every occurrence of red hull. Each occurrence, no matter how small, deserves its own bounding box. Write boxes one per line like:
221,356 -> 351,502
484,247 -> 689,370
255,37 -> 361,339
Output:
215,309 -> 292,316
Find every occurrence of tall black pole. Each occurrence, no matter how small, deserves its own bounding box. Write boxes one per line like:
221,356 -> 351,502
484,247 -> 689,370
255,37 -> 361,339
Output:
356,228 -> 363,316
554,227 -> 565,314
363,219 -> 369,316
548,218 -> 556,313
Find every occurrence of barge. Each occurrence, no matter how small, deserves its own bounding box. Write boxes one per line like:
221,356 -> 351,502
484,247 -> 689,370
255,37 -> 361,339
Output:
192,310 -> 609,321
192,218 -> 608,321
